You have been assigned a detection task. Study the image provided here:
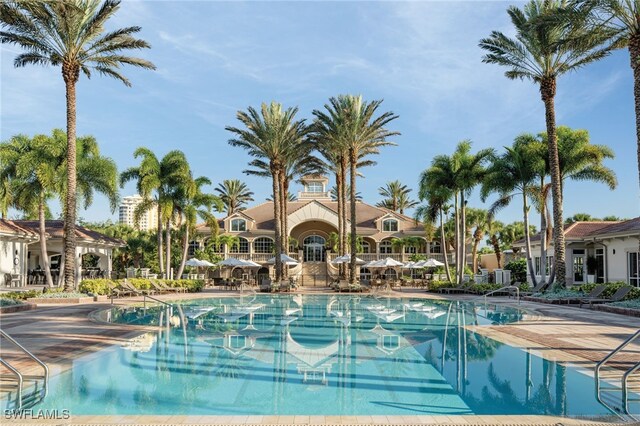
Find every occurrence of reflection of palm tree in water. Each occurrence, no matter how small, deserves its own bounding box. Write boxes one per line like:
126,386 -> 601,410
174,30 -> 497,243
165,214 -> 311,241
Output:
464,361 -> 564,415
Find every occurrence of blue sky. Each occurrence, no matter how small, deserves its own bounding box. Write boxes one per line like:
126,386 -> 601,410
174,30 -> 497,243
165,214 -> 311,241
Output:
1,1 -> 636,225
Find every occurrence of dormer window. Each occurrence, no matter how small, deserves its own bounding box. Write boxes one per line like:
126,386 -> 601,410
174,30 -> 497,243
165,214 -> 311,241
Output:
382,219 -> 398,232
231,218 -> 246,232
306,182 -> 323,193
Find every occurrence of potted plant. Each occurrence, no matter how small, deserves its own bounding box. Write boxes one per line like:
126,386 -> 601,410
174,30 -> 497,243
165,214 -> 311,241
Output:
586,256 -> 597,284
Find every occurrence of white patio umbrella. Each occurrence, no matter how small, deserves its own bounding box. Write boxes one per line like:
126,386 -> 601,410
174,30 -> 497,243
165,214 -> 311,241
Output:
218,257 -> 249,267
266,254 -> 299,265
331,254 -> 366,265
199,259 -> 217,267
363,259 -> 382,268
375,257 -> 405,268
185,258 -> 208,267
422,258 -> 445,268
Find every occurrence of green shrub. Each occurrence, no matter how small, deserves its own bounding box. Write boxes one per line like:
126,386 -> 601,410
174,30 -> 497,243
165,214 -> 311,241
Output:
79,279 -> 112,296
161,279 -> 204,293
428,280 -> 455,292
504,259 -> 527,284
0,298 -> 25,306
37,292 -> 88,299
1,290 -> 40,300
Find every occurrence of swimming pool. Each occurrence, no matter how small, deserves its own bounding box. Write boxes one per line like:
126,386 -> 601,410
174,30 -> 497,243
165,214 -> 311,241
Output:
9,295 -> 638,419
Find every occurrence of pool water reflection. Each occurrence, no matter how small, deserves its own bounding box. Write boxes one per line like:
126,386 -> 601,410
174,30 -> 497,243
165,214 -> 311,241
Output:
24,295 -> 633,419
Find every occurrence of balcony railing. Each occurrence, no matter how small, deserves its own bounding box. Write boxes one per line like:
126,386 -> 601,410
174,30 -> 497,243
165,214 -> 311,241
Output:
222,252 -> 453,264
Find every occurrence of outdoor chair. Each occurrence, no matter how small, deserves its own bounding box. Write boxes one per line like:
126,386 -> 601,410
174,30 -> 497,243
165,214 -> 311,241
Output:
579,286 -> 633,308
158,280 -> 186,293
150,279 -> 177,294
122,279 -> 155,296
260,279 -> 272,293
438,282 -> 469,294
519,280 -> 548,296
108,281 -> 135,298
562,284 -> 606,305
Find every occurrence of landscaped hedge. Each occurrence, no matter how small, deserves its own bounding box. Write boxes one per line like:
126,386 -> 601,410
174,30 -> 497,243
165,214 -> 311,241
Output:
1,290 -> 40,300
79,278 -> 204,295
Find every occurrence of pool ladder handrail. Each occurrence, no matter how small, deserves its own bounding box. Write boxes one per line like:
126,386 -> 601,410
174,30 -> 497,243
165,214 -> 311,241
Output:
469,285 -> 520,304
595,329 -> 640,420
0,329 -> 49,410
142,294 -> 174,327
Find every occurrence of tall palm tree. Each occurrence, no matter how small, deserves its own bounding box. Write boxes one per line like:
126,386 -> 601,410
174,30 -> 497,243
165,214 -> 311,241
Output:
481,137 -> 544,285
330,185 -> 361,201
415,186 -> 453,282
121,149 -> 191,278
1,130 -> 119,289
227,102 -> 307,282
175,176 -> 223,278
313,95 -> 398,283
376,180 -> 418,214
480,0 -> 615,286
486,220 -> 506,267
1,0 -> 155,288
465,208 -> 490,275
214,179 -> 254,215
576,0 -> 638,190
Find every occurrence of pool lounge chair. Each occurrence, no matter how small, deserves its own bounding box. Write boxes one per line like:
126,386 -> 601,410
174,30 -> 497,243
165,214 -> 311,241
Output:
122,279 -> 155,296
108,281 -> 135,298
150,279 -> 181,294
158,280 -> 186,293
562,284 -> 606,305
579,286 -> 633,308
438,281 -> 469,294
519,280 -> 548,296
260,279 -> 273,293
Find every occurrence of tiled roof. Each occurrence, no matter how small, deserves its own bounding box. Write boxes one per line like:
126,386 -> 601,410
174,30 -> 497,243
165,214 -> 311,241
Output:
0,219 -> 38,238
12,220 -> 125,246
514,218 -> 639,246
196,200 -> 423,233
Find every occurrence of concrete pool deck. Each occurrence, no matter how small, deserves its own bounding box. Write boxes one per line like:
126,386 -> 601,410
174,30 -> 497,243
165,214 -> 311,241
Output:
1,287 -> 639,425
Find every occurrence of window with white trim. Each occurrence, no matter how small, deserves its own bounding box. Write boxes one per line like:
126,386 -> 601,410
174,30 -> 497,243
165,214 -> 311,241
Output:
629,252 -> 640,287
231,218 -> 246,232
382,219 -> 398,232
361,241 -> 371,254
430,241 -> 441,254
306,182 -> 323,193
380,240 -> 392,254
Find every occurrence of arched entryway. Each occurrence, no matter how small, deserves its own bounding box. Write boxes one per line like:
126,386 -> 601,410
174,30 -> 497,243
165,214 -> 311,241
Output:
303,235 -> 326,262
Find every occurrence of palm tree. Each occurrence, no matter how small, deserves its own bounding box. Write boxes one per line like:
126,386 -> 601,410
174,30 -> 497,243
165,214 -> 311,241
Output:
376,180 -> 418,214
330,185 -> 361,201
175,177 -> 223,278
486,220 -> 506,267
214,179 -> 254,215
121,149 -> 191,278
1,130 -> 119,289
480,0 -> 616,286
578,1 -> 638,190
481,136 -> 545,285
227,102 -> 307,282
1,0 -> 155,288
415,187 -> 453,282
465,208 -> 490,275
313,95 -> 398,283
243,141 -> 321,267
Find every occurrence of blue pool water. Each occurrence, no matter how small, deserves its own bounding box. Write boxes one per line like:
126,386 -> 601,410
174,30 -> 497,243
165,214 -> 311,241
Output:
14,295 -> 638,418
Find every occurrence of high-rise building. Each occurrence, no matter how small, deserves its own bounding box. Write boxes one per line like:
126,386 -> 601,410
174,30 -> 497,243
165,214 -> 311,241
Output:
118,195 -> 158,231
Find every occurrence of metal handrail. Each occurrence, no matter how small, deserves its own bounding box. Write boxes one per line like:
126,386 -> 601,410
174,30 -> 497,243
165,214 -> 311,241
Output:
596,329 -> 640,378
0,357 -> 23,410
142,295 -> 174,328
0,329 -> 49,397
623,361 -> 640,416
468,285 -> 520,304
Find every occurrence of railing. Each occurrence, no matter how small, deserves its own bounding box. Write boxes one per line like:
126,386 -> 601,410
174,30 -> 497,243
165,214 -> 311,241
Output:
142,295 -> 174,328
623,361 -> 640,415
0,330 -> 49,410
470,285 -> 520,305
595,329 -> 640,420
0,358 -> 23,410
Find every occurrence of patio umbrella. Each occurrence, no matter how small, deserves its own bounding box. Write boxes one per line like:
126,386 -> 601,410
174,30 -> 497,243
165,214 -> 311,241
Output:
218,257 -> 250,267
266,254 -> 299,265
331,254 -> 366,264
375,257 -> 405,268
185,258 -> 208,267
422,258 -> 445,268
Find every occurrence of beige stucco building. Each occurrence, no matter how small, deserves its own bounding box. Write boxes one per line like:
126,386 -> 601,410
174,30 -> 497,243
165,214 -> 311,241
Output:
194,176 -> 450,283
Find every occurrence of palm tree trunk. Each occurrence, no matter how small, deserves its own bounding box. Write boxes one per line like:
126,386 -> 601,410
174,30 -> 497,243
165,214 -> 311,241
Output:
349,151 -> 357,284
281,177 -> 289,279
271,168 -> 283,282
492,235 -> 502,267
523,193 -> 538,287
341,158 -> 349,278
165,219 -> 172,279
459,193 -> 467,285
629,39 -> 640,259
62,74 -> 78,291
471,235 -> 480,276
336,171 -> 343,276
440,208 -> 452,283
454,193 -> 460,284
157,203 -> 164,276
176,224 -> 189,279
39,193 -> 54,288
541,77 -> 566,287
539,182 -> 548,285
